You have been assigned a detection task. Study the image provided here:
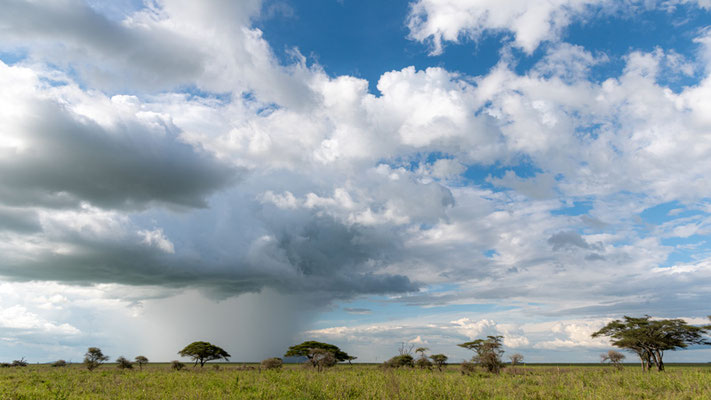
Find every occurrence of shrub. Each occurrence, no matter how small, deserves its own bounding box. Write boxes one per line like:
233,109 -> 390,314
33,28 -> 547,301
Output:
415,356 -> 433,369
601,350 -> 625,370
51,360 -> 67,367
461,361 -> 477,375
116,356 -> 133,369
171,360 -> 185,370
0,363 -> 11,368
509,353 -> 524,367
11,358 -> 28,367
384,354 -> 414,368
261,357 -> 283,370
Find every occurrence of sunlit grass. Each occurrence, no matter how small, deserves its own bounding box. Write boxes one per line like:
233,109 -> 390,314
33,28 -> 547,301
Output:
1,363 -> 710,399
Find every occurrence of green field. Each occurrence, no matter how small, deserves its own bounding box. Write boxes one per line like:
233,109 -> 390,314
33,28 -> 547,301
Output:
1,363 -> 710,399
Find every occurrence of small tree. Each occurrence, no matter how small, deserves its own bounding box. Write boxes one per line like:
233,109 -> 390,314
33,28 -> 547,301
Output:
509,353 -> 524,366
178,341 -> 230,367
458,335 -> 505,374
592,316 -> 711,371
346,355 -> 357,365
284,341 -> 352,369
51,360 -> 67,368
414,347 -> 432,369
116,356 -> 133,369
134,355 -> 148,370
261,357 -> 283,370
84,347 -> 109,371
429,354 -> 447,371
601,350 -> 625,369
171,360 -> 185,370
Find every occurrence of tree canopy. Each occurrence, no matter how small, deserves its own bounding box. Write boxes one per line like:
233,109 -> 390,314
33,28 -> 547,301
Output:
284,341 -> 351,363
592,315 -> 711,371
83,347 -> 109,371
458,335 -> 505,374
178,341 -> 231,367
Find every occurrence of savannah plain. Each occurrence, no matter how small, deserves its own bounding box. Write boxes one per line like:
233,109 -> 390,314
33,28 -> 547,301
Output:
1,362 -> 710,399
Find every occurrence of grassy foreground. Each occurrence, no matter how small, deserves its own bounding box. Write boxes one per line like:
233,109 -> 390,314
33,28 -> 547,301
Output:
1,364 -> 710,399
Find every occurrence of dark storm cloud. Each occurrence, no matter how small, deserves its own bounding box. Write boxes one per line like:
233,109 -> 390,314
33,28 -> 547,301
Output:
0,99 -> 237,210
0,207 -> 41,233
0,0 -> 205,90
0,210 -> 418,302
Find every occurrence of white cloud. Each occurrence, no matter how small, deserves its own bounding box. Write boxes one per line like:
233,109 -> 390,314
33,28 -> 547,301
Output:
407,0 -> 711,55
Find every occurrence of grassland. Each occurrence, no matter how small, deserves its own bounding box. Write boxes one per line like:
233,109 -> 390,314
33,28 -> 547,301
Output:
1,363 -> 710,399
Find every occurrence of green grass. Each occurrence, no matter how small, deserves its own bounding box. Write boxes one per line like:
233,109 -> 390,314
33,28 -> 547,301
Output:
1,363 -> 710,399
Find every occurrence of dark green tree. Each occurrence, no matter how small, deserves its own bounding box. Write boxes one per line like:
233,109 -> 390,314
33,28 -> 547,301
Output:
592,316 -> 711,371
284,341 -> 352,369
458,335 -> 505,374
134,355 -> 148,370
178,341 -> 230,367
430,354 -> 448,371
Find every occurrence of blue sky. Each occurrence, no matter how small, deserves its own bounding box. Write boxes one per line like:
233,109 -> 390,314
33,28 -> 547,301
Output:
1,0 -> 711,364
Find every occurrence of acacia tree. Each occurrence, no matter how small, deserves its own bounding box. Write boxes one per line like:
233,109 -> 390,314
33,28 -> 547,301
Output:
178,341 -> 230,367
592,316 -> 711,372
284,341 -> 352,369
134,355 -> 148,370
600,350 -> 625,370
458,335 -> 505,374
430,354 -> 448,371
414,347 -> 432,369
84,347 -> 109,371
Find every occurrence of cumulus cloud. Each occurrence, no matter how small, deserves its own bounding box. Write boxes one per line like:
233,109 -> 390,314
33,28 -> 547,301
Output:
406,0 -> 711,55
0,62 -> 237,210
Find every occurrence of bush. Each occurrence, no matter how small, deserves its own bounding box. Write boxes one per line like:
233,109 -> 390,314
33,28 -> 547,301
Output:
461,361 -> 477,375
116,356 -> 133,369
261,357 -> 283,370
415,356 -> 433,369
384,354 -> 414,368
11,358 -> 28,367
0,363 -> 10,368
601,350 -> 625,370
51,360 -> 67,367
171,360 -> 185,370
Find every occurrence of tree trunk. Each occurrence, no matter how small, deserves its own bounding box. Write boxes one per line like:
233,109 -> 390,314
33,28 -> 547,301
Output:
655,350 -> 664,371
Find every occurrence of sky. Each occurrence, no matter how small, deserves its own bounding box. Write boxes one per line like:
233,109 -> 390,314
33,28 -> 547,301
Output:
1,0 -> 711,364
